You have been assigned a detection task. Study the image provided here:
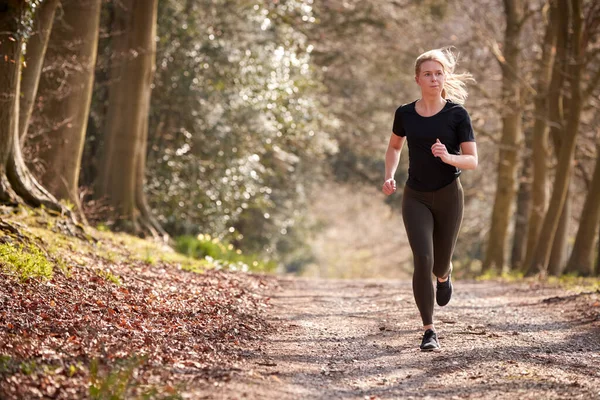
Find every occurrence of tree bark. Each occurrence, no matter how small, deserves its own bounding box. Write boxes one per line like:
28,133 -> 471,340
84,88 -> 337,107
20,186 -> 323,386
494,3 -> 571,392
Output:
510,135 -> 531,271
19,0 -> 59,144
134,7 -> 168,241
482,0 -> 524,272
97,0 -> 162,236
596,223 -> 600,276
0,1 -> 64,213
0,1 -> 23,203
565,144 -> 600,276
528,0 -> 584,275
33,0 -> 101,218
547,194 -> 570,276
524,0 -> 557,267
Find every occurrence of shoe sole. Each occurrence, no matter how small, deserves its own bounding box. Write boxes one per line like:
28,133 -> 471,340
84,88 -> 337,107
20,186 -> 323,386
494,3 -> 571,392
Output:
420,346 -> 442,352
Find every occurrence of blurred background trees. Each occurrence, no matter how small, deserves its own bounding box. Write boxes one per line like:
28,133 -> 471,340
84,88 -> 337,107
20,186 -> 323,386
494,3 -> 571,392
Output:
1,0 -> 599,277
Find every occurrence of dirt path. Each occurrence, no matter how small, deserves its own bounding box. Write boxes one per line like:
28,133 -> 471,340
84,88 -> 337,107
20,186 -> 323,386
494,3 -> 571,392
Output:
208,277 -> 600,400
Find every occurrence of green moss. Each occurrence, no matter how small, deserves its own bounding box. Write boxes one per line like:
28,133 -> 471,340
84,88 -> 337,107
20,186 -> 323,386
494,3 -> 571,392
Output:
96,231 -> 207,272
180,260 -> 209,274
0,241 -> 53,281
97,269 -> 122,286
96,223 -> 110,232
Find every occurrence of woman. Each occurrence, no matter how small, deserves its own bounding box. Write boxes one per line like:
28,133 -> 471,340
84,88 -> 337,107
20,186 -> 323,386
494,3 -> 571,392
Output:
382,48 -> 478,351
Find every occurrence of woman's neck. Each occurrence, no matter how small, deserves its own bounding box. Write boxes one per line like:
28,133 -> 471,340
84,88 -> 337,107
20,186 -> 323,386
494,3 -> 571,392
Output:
416,95 -> 446,116
418,95 -> 445,109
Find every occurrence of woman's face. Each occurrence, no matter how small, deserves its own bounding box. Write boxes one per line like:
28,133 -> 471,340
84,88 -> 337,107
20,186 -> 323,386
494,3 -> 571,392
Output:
415,60 -> 445,97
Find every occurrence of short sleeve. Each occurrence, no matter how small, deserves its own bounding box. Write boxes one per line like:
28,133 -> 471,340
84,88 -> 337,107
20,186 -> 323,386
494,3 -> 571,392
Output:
392,107 -> 405,137
456,108 -> 475,143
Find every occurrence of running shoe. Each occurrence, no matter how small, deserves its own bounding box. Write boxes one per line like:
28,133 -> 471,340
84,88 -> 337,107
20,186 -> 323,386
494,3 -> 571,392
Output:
436,272 -> 453,306
420,329 -> 441,352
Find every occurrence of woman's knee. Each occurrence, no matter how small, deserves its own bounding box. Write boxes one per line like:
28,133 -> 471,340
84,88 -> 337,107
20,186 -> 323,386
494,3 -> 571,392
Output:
433,260 -> 452,278
413,254 -> 433,273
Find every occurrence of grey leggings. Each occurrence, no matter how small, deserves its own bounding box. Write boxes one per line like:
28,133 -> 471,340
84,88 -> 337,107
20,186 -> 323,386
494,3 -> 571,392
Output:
402,178 -> 464,326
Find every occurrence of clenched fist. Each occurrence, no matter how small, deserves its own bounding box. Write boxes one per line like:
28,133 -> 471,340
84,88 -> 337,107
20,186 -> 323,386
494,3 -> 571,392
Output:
382,178 -> 396,195
431,138 -> 450,163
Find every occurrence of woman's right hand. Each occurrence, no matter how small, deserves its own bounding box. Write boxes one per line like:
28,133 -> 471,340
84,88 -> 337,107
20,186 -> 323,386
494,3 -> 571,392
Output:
382,178 -> 397,195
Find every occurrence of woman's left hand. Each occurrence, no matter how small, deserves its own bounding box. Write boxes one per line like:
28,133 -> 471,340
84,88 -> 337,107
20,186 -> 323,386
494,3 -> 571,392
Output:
431,138 -> 450,163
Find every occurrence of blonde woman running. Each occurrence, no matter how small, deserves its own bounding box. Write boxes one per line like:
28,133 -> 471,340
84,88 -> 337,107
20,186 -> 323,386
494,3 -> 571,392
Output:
382,48 -> 478,351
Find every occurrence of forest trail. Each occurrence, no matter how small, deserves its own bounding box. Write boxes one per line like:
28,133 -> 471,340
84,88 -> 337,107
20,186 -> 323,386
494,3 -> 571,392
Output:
206,277 -> 600,400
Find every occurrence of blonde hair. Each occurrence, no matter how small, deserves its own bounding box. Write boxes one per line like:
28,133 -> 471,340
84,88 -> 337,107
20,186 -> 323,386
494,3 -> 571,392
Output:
415,47 -> 475,105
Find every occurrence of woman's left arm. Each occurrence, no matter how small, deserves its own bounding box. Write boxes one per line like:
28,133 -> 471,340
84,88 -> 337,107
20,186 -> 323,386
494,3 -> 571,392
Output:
431,140 -> 478,170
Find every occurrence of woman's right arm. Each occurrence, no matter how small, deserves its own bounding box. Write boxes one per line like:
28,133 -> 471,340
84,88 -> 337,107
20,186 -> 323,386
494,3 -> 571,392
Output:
382,133 -> 406,195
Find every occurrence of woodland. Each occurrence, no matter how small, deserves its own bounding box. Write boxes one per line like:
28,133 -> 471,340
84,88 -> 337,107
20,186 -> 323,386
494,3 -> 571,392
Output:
0,0 -> 599,277
0,0 -> 600,398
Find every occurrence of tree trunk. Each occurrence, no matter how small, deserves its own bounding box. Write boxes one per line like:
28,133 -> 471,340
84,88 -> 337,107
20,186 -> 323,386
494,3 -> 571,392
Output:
97,0 -> 162,236
482,0 -> 524,272
33,0 -> 101,218
565,144 -> 600,276
528,0 -> 584,276
0,1 -> 23,203
524,0 -> 557,267
0,1 -> 64,213
19,0 -> 59,144
134,7 -> 168,241
548,194 -> 570,276
510,134 -> 531,271
596,223 -> 600,276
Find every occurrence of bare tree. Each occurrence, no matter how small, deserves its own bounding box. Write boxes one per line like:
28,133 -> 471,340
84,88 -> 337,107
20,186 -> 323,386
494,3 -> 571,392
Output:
97,0 -> 166,238
33,0 -> 101,218
0,1 -> 64,213
565,142 -> 600,275
19,0 -> 59,144
523,0 -> 557,268
528,0 -> 584,275
482,0 -> 528,272
510,130 -> 531,270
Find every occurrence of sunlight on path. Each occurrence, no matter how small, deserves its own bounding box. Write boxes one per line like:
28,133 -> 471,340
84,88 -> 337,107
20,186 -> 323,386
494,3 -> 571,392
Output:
204,278 -> 600,399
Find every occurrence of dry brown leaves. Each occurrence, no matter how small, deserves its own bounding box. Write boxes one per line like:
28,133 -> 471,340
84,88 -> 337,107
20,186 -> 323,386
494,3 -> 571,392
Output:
0,257 -> 276,399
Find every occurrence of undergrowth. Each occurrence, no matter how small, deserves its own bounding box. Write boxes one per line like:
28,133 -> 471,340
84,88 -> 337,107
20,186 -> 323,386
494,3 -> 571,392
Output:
0,241 -> 54,281
89,356 -> 183,400
175,234 -> 277,273
0,206 -> 274,284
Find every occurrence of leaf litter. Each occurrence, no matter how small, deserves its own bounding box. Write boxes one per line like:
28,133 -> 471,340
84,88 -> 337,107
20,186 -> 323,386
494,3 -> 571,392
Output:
0,249 -> 276,399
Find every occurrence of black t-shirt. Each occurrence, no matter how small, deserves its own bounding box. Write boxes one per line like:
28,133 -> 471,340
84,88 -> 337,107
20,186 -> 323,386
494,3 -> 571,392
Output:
392,99 -> 475,192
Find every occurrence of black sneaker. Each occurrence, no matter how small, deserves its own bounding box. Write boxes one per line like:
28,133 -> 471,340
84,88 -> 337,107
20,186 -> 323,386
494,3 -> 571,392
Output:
420,329 -> 441,352
436,273 -> 453,306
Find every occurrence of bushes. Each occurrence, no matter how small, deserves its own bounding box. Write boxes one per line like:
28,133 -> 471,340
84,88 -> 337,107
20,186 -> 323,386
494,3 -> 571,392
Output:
174,234 -> 276,273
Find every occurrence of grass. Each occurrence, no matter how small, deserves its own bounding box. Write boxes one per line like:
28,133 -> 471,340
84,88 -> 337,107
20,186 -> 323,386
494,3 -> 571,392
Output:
0,354 -> 181,399
175,234 -> 277,273
475,268 -> 525,282
0,355 -> 81,378
547,274 -> 600,292
97,269 -> 123,285
0,205 -> 273,287
475,267 -> 600,293
89,356 -> 183,400
1,206 -> 209,281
